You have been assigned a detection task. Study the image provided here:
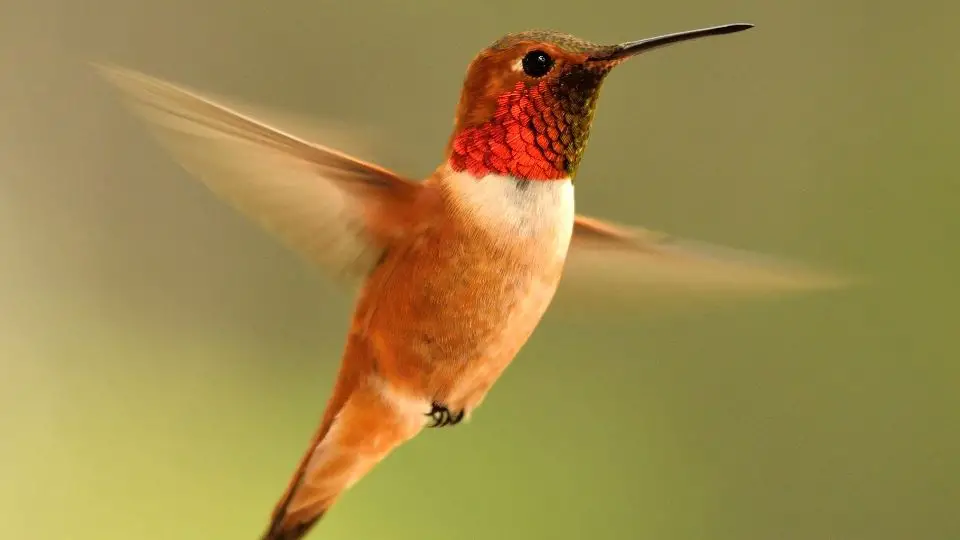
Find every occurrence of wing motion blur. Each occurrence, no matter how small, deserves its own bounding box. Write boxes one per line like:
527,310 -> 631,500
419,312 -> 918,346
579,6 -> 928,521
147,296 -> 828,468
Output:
95,64 -> 424,282
559,215 -> 849,311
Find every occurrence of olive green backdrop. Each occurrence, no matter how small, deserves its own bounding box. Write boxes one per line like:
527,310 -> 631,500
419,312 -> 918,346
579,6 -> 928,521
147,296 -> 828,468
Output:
1,0 -> 956,539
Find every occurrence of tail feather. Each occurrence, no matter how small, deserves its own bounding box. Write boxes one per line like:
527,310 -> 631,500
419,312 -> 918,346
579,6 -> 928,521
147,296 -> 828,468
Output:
261,374 -> 425,540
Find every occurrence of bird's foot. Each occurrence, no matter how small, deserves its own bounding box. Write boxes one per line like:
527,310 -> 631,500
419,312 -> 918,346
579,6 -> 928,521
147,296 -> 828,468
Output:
426,402 -> 465,428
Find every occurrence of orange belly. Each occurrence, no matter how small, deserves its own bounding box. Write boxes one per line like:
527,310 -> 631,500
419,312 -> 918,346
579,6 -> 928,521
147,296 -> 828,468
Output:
350,204 -> 567,414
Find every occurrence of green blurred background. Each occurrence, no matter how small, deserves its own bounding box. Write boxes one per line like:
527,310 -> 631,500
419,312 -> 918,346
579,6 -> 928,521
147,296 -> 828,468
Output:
2,0 -> 957,538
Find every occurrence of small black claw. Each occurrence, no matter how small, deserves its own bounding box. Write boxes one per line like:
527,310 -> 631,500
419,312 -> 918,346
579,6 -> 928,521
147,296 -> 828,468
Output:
426,402 -> 465,428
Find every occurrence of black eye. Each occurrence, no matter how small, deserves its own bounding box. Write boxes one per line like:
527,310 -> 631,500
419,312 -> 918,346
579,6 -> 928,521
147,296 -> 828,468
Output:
521,50 -> 554,78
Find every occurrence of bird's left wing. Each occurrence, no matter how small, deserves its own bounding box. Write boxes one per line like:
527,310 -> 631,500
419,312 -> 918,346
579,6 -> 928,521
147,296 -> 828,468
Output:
557,214 -> 851,312
94,64 -> 427,282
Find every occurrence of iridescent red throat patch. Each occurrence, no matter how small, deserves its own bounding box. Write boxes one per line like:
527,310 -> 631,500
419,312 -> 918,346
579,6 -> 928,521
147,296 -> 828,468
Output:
449,68 -> 605,181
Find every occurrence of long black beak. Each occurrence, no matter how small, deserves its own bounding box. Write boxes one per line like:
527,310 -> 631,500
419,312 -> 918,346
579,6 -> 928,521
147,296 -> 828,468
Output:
590,23 -> 754,62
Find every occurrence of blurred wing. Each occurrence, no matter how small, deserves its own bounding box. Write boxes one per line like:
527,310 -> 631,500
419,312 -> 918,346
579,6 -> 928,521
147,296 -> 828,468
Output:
558,215 -> 851,312
94,63 -> 424,281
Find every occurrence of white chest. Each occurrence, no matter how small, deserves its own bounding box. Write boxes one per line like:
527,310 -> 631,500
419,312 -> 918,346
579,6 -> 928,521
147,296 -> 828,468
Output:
442,170 -> 576,260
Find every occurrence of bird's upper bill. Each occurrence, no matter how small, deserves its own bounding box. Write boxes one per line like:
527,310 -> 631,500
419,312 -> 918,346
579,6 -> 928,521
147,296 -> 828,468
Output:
493,23 -> 754,65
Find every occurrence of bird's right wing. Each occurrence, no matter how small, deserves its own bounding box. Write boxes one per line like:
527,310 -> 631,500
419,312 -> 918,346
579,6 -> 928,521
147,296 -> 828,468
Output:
95,64 -> 427,282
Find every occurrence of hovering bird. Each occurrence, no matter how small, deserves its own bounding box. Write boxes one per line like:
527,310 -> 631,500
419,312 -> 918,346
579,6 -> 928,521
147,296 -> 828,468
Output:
97,22 -> 845,540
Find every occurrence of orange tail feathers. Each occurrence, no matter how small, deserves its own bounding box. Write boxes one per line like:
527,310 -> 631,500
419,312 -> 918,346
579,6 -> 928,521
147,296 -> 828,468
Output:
261,374 -> 426,540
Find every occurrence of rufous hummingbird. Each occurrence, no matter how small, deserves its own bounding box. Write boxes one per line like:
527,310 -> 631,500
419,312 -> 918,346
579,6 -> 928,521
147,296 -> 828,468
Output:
96,22 -> 846,540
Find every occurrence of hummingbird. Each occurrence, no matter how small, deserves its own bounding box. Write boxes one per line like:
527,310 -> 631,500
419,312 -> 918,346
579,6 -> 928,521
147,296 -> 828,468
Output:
96,22 -> 846,540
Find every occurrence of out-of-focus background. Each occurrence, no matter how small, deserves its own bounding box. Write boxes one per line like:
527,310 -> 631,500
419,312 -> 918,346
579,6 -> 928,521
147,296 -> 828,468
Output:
2,0 -> 957,538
